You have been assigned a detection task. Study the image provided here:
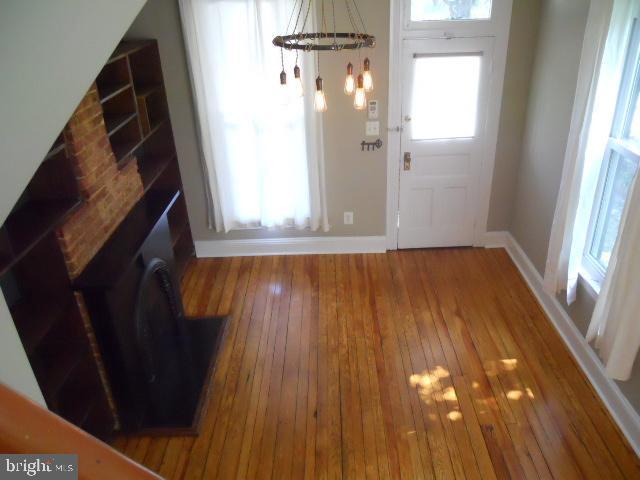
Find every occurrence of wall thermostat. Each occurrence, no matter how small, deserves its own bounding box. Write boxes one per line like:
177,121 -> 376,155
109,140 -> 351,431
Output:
368,100 -> 379,120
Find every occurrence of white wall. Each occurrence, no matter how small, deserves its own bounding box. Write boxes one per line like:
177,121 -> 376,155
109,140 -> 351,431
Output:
0,0 -> 146,404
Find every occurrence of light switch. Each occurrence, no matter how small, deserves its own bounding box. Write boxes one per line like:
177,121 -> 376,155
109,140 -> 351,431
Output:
366,121 -> 380,136
368,100 -> 379,119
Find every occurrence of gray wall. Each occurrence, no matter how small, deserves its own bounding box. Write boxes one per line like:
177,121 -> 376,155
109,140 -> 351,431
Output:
0,0 -> 146,404
510,0 -> 590,273
508,0 -> 640,414
127,0 -> 538,240
488,0 -> 543,230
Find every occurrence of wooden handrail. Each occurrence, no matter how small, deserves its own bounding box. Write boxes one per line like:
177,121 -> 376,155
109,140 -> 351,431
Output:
0,383 -> 161,479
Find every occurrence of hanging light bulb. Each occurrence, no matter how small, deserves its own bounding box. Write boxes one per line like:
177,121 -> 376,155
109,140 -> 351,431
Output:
354,74 -> 367,110
363,57 -> 373,92
293,65 -> 304,97
344,62 -> 355,95
314,76 -> 327,112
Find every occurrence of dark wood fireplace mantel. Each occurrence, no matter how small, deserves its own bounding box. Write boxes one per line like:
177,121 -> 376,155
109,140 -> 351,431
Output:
74,187 -> 228,435
73,189 -> 179,290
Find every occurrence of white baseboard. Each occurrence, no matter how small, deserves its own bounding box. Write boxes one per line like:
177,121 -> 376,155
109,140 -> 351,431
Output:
195,235 -> 387,258
482,230 -> 510,248
487,231 -> 640,456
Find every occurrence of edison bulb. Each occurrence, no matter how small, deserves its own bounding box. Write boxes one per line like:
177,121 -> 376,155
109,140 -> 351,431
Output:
314,76 -> 327,112
363,71 -> 373,92
314,90 -> 327,112
363,57 -> 373,92
293,65 -> 304,97
344,62 -> 355,95
354,74 -> 366,110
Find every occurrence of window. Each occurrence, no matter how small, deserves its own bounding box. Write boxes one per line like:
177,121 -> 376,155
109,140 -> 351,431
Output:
179,0 -> 326,233
410,53 -> 482,140
410,0 -> 492,22
583,21 -> 640,286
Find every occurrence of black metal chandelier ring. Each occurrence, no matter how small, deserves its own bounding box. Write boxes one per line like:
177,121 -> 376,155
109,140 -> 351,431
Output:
272,32 -> 376,51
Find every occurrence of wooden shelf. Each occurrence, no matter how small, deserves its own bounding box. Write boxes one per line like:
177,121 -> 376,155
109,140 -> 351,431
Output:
140,153 -> 175,193
40,345 -> 88,403
173,224 -> 194,280
11,296 -> 72,355
112,139 -> 142,166
107,40 -> 154,64
116,118 -> 166,169
172,219 -> 188,249
104,112 -> 137,137
100,83 -> 132,104
0,198 -> 83,276
135,84 -> 162,98
63,393 -> 99,428
44,142 -> 66,161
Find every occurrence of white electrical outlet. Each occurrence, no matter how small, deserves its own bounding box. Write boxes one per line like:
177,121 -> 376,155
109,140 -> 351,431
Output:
366,121 -> 380,136
343,211 -> 354,225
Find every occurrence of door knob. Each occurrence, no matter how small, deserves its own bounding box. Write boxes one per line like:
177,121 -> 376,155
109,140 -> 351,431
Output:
404,115 -> 412,122
404,152 -> 411,171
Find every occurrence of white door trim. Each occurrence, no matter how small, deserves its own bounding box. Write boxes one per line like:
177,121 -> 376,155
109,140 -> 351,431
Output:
385,0 -> 513,250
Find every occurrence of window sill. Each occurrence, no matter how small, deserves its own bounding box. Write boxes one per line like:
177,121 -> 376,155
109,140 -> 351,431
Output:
578,268 -> 601,302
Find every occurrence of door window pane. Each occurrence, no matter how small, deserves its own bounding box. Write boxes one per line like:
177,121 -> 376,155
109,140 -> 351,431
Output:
410,54 -> 482,140
411,0 -> 492,21
589,151 -> 639,268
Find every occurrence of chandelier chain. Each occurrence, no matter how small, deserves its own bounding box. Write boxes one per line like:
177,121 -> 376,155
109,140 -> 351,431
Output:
351,0 -> 368,35
344,0 -> 360,42
331,0 -> 337,46
286,0 -> 300,35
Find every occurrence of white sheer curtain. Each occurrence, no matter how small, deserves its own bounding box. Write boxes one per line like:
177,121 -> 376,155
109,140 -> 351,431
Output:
587,171 -> 640,380
179,0 -> 329,233
543,0 -> 633,302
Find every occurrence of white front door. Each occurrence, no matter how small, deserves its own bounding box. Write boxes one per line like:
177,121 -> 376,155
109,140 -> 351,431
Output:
397,37 -> 493,248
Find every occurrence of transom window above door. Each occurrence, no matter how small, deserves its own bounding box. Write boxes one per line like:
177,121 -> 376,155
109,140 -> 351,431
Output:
410,0 -> 492,22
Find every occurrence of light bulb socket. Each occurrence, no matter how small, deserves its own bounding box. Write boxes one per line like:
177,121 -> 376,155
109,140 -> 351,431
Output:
294,65 -> 301,79
316,76 -> 323,91
364,57 -> 370,72
347,62 -> 353,75
280,70 -> 287,85
357,74 -> 364,89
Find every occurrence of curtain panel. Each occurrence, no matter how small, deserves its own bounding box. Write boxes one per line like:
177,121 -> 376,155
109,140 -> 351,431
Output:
587,171 -> 640,381
542,0 -> 620,302
179,0 -> 329,233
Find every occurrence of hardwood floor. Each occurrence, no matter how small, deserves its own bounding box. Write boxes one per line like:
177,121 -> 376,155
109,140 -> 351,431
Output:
112,248 -> 640,479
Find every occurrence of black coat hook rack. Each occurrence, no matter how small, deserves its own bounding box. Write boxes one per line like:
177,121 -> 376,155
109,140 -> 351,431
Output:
361,139 -> 383,152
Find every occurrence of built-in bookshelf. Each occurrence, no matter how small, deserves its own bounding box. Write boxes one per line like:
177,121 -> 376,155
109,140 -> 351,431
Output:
0,39 -> 195,439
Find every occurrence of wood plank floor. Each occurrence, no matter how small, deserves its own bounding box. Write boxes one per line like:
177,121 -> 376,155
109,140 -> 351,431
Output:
112,248 -> 640,479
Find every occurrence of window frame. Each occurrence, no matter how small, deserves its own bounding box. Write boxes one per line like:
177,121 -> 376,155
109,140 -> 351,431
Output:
402,0 -> 509,37
581,18 -> 640,291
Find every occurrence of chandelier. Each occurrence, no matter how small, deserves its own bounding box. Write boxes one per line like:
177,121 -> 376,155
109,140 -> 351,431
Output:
273,0 -> 375,112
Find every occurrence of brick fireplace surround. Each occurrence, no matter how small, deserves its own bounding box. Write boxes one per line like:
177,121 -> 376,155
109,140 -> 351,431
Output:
53,83 -> 146,426
56,83 -> 143,279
